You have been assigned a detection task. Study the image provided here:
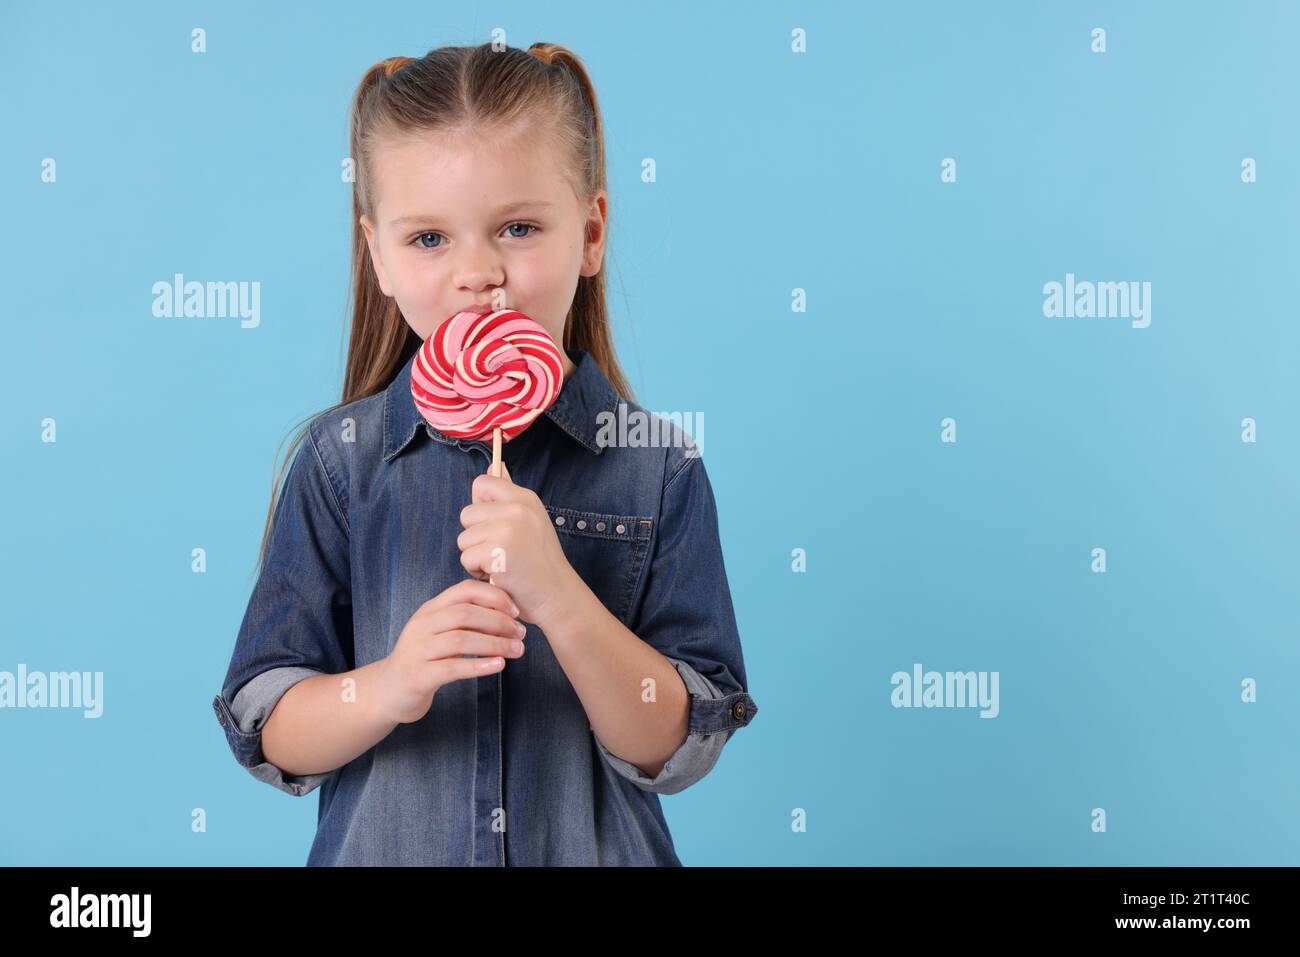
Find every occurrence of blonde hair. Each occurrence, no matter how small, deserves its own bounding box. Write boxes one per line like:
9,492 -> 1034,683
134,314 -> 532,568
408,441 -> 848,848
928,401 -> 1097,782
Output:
252,41 -> 634,580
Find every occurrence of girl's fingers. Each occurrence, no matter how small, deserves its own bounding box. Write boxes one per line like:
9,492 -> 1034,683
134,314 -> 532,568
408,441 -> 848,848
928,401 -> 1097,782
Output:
428,629 -> 525,663
427,655 -> 506,688
428,602 -> 524,641
424,578 -> 519,618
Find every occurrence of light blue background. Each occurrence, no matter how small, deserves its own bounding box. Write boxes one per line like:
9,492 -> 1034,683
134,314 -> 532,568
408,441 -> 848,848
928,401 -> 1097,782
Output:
2,0 -> 1297,865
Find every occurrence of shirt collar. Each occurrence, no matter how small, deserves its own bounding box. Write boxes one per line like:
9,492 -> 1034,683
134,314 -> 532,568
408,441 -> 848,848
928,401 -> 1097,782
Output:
383,345 -> 622,462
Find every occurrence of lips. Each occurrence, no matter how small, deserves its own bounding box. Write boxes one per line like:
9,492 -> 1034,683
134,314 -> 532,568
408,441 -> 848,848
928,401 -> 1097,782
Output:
458,304 -> 497,315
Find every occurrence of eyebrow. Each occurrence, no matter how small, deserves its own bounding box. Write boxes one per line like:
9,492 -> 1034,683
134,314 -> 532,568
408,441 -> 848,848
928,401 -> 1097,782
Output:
390,201 -> 555,227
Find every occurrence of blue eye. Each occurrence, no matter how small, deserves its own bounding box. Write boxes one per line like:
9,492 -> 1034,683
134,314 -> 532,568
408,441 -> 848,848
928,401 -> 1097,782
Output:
411,222 -> 538,250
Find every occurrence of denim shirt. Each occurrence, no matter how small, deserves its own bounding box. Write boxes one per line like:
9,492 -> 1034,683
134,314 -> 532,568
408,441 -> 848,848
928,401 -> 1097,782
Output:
212,346 -> 758,865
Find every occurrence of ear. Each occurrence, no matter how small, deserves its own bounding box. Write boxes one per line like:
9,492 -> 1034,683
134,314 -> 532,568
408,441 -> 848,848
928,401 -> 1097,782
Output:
579,191 -> 608,278
359,214 -> 393,297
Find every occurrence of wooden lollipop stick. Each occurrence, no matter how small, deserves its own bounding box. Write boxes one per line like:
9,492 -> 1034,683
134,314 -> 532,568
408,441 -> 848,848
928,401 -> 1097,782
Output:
489,426 -> 503,586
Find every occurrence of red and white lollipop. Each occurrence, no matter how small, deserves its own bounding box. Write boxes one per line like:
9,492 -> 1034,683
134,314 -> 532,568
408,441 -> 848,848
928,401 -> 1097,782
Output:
411,308 -> 564,479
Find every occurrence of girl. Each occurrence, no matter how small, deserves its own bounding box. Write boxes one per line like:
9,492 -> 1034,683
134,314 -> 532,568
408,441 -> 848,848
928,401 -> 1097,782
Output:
212,41 -> 758,866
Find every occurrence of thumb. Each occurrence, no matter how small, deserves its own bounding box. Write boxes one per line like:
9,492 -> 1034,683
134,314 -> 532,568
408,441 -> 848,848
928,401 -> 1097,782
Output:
474,459 -> 511,501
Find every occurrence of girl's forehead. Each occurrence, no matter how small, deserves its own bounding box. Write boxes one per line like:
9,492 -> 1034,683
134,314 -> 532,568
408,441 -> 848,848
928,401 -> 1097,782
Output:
373,125 -> 577,220
388,120 -> 558,168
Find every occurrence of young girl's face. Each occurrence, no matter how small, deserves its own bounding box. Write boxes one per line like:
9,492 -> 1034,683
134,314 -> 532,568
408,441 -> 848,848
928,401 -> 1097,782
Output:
359,122 -> 607,380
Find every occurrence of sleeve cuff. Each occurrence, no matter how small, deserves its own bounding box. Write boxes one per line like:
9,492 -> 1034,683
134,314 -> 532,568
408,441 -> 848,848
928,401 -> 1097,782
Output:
592,656 -> 757,795
212,666 -> 335,797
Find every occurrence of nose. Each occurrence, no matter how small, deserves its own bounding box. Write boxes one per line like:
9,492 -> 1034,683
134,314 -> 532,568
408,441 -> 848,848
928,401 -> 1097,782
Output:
453,245 -> 505,297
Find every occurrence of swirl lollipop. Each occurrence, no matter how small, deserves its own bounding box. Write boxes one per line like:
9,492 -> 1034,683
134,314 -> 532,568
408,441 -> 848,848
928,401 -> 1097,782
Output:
410,308 -> 564,479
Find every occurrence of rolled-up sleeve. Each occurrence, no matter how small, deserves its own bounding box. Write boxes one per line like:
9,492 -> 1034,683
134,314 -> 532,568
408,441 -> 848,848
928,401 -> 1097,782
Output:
594,451 -> 758,795
212,422 -> 355,797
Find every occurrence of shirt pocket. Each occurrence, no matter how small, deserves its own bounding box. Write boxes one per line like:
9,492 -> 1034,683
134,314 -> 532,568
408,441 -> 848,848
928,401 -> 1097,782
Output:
542,503 -> 653,624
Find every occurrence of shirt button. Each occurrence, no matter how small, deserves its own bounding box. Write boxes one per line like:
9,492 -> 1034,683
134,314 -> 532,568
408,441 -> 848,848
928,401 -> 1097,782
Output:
731,701 -> 747,720
615,524 -> 626,534
555,515 -> 565,526
596,522 -> 606,531
576,520 -> 586,529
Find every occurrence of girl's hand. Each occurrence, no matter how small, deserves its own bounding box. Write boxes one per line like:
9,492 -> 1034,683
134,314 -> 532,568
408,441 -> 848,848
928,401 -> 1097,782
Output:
375,578 -> 527,725
457,461 -> 580,627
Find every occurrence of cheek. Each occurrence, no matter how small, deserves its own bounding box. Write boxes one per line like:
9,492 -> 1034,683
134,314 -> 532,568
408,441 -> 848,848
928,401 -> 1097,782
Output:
533,241 -> 582,292
389,255 -> 447,334
518,263 -> 567,313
